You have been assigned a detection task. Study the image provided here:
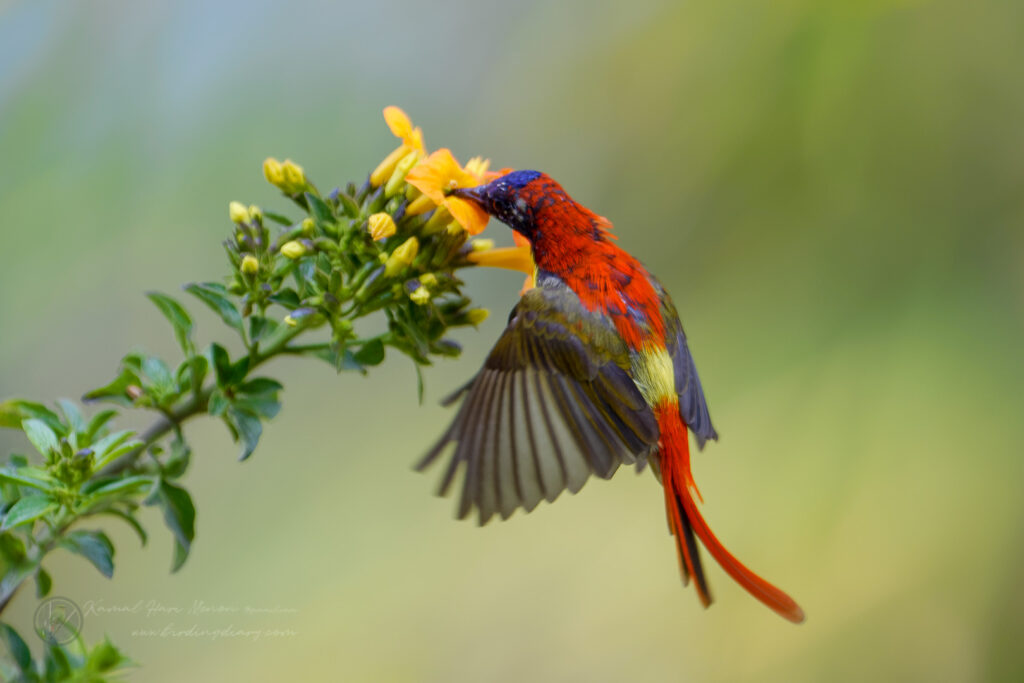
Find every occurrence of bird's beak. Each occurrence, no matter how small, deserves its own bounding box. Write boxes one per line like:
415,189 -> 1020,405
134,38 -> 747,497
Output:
450,186 -> 485,204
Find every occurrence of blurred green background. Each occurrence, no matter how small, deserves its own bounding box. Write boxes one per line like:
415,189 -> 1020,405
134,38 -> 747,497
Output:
2,0 -> 1023,680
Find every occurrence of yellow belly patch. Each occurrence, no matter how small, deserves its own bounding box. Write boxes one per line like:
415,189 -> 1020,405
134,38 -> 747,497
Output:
631,345 -> 678,406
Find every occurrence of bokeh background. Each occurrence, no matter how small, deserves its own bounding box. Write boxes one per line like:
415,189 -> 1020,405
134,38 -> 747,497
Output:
2,0 -> 1023,681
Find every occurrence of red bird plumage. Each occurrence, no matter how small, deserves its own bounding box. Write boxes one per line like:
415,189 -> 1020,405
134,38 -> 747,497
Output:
419,171 -> 804,623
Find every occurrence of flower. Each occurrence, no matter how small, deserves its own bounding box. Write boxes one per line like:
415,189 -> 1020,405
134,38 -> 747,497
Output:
465,308 -> 490,325
280,240 -> 306,259
409,285 -> 431,305
240,255 -> 260,275
264,158 -> 307,194
229,201 -> 251,224
467,232 -> 536,293
405,149 -> 491,235
370,106 -> 426,187
384,236 -> 419,276
368,212 -> 396,241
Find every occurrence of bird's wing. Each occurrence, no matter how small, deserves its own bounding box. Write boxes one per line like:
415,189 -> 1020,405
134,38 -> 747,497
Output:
657,286 -> 718,448
418,278 -> 660,524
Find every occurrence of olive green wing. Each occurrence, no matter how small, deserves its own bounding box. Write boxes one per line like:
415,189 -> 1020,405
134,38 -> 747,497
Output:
417,278 -> 660,524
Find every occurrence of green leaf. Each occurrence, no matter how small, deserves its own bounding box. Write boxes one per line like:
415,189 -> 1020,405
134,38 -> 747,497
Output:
310,346 -> 365,374
227,408 -> 262,461
176,355 -> 209,394
83,475 -> 154,498
336,191 -> 360,218
268,288 -> 301,309
207,388 -> 230,417
90,430 -> 135,468
56,399 -> 85,434
101,509 -> 148,546
0,399 -> 63,433
0,467 -> 57,492
232,396 -> 280,420
35,566 -> 52,598
262,210 -> 293,226
22,418 -> 59,457
83,366 -> 141,407
353,339 -> 385,366
162,436 -> 191,479
249,316 -> 277,344
141,356 -> 175,393
84,409 -> 119,441
0,623 -> 31,674
2,494 -> 57,530
146,480 -> 195,571
236,378 -> 283,395
60,530 -> 115,578
208,343 -> 232,387
305,191 -> 334,225
147,291 -> 194,354
185,282 -> 243,334
87,636 -> 128,673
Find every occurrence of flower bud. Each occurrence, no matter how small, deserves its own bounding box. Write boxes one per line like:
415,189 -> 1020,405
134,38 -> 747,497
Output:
229,201 -> 251,224
384,237 -> 419,277
368,212 -> 397,241
263,157 -> 284,186
370,145 -> 406,187
470,238 -> 494,252
301,217 -> 315,237
406,193 -> 436,216
466,308 -> 489,325
409,285 -> 431,305
240,255 -> 259,275
420,273 -> 438,288
280,240 -> 306,259
384,149 -> 421,198
281,160 -> 307,194
248,204 -> 263,223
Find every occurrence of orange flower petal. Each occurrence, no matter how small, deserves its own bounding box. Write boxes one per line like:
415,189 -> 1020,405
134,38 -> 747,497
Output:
383,106 -> 413,140
467,245 -> 533,273
512,232 -> 530,248
446,196 -> 490,235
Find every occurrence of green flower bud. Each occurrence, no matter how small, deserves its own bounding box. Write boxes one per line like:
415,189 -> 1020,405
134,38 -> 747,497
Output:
229,201 -> 251,224
280,240 -> 306,259
240,255 -> 259,275
384,237 -> 419,277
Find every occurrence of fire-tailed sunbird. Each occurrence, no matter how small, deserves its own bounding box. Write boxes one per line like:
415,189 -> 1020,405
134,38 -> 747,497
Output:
418,170 -> 804,623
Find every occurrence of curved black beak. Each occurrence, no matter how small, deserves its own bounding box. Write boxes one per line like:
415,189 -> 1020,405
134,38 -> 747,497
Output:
450,185 -> 485,203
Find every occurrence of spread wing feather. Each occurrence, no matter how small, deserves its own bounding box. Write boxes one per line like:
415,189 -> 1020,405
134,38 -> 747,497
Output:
417,280 -> 659,524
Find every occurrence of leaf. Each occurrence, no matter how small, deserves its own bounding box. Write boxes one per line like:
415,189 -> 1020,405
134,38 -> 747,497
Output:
310,346 -> 366,374
162,436 -> 191,479
0,623 -> 31,673
353,339 -> 385,366
208,343 -> 232,387
35,566 -> 52,598
101,509 -> 148,546
305,191 -> 335,225
146,480 -> 195,571
227,408 -> 262,461
90,430 -> 136,469
185,282 -> 243,334
249,315 -> 277,344
83,475 -> 154,498
84,409 -> 119,441
336,191 -> 360,218
83,367 -> 141,407
141,356 -> 175,395
22,418 -> 59,457
262,210 -> 292,226
0,399 -> 63,433
232,396 -> 280,420
207,389 -> 229,417
87,636 -> 128,673
236,378 -> 283,395
268,288 -> 301,309
0,467 -> 57,491
2,494 -> 57,530
56,399 -> 85,434
147,291 -> 194,354
60,530 -> 115,578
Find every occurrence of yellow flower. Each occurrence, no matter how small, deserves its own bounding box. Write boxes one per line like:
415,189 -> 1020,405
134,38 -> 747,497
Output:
409,285 -> 431,305
384,237 -> 419,277
405,149 -> 491,235
264,158 -> 307,194
280,240 -> 306,259
370,106 -> 426,187
229,201 -> 251,224
240,255 -> 260,275
468,232 -> 536,294
368,212 -> 396,240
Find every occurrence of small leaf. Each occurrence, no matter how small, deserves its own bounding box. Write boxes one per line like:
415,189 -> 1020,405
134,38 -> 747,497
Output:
268,288 -> 301,309
83,475 -> 154,498
36,566 -> 52,598
2,494 -> 57,530
147,291 -> 194,354
22,418 -> 59,457
146,480 -> 195,571
0,399 -> 63,433
60,530 -> 115,578
208,343 -> 232,387
305,192 -> 334,225
249,316 -> 277,343
101,509 -> 148,546
83,367 -> 141,407
353,339 -> 385,366
310,346 -> 365,373
227,408 -> 262,461
232,396 -> 280,420
185,282 -> 243,334
207,389 -> 229,417
87,636 -> 128,673
162,436 -> 191,479
336,191 -> 360,218
236,378 -> 283,395
0,467 -> 57,491
56,399 -> 85,434
0,623 -> 31,673
85,409 -> 119,441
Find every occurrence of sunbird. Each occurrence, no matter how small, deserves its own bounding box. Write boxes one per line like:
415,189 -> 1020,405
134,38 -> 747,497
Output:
418,171 -> 804,623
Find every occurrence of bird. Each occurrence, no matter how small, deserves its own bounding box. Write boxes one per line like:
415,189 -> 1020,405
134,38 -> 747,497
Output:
417,170 -> 804,623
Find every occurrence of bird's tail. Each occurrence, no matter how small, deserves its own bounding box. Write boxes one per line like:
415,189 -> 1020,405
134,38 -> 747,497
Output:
656,402 -> 805,624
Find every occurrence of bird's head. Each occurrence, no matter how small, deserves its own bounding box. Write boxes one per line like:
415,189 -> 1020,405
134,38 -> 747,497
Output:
451,170 -> 554,240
